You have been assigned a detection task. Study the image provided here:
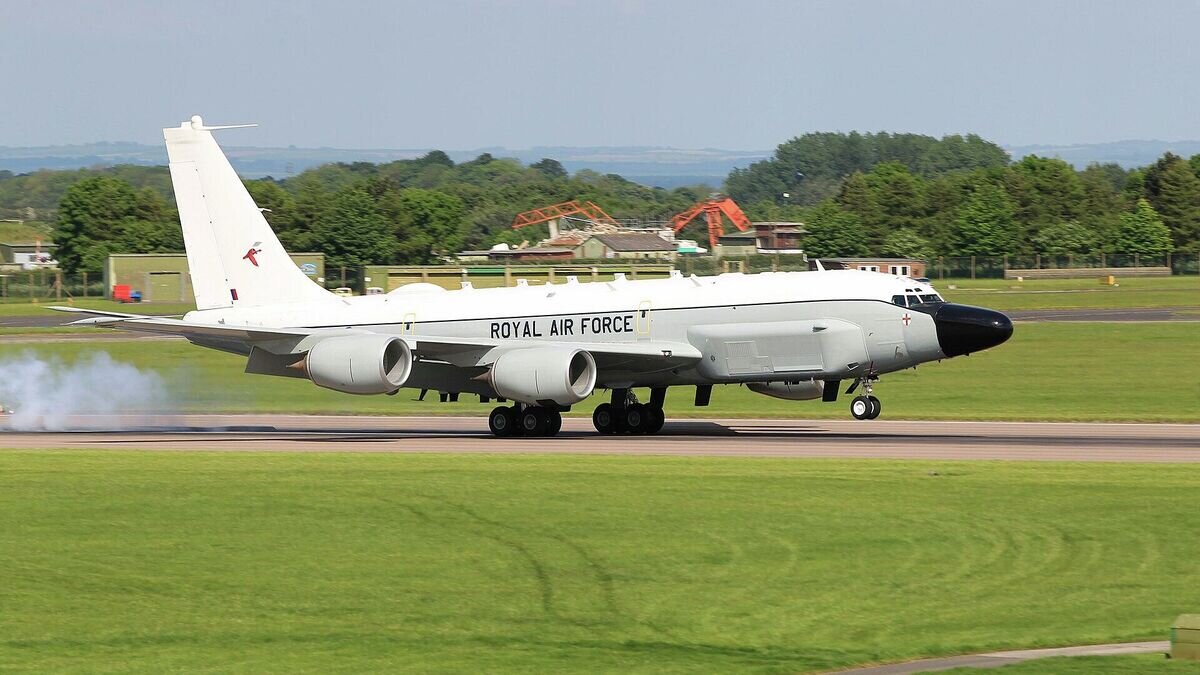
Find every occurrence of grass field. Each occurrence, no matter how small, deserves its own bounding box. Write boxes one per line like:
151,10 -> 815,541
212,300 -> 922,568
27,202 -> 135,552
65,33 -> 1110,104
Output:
938,276 -> 1200,310
1,453 -> 1197,672
0,220 -> 52,243
1,322 -> 1196,421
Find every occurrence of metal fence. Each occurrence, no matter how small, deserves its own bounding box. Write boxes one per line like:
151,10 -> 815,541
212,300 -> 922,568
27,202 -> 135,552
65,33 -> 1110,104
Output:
930,252 -> 1198,279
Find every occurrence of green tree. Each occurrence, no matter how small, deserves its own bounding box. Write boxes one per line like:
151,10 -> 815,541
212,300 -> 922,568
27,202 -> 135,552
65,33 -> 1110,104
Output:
312,186 -> 396,270
881,228 -> 933,259
530,158 -> 568,180
1004,156 -> 1085,248
1142,153 -> 1200,251
800,200 -> 869,258
383,188 -> 467,264
1114,199 -> 1173,255
54,176 -> 139,273
952,182 -> 1018,255
1032,220 -> 1098,255
864,162 -> 926,232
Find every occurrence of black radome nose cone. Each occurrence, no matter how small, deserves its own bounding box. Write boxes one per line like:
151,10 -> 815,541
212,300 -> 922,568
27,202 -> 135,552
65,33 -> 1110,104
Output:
934,303 -> 1013,357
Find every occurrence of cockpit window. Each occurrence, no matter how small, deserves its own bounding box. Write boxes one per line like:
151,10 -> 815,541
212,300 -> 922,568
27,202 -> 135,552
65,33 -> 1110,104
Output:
906,294 -> 920,306
892,294 -> 906,306
920,293 -> 942,303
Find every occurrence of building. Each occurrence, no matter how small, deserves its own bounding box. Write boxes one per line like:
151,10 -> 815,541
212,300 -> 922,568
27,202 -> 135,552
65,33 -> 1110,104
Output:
754,222 -> 806,254
714,231 -> 758,258
822,258 -> 927,278
0,242 -> 58,269
105,252 -> 325,302
589,233 -> 678,261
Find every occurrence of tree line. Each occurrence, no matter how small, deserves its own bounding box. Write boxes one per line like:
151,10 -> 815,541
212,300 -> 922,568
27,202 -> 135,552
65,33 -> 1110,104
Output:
3,130 -> 1198,274
728,132 -> 1194,260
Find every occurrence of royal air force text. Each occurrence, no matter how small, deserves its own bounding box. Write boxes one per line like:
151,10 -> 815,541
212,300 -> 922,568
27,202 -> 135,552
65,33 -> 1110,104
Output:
490,315 -> 635,339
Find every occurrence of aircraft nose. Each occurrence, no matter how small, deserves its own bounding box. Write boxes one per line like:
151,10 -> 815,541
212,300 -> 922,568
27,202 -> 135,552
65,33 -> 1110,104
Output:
933,303 -> 1013,357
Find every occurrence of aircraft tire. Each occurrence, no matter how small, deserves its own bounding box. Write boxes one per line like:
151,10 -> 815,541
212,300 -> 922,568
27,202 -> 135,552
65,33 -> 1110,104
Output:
546,410 -> 563,436
644,406 -> 665,434
489,406 -> 517,437
866,396 -> 882,419
592,403 -> 615,434
624,403 -> 647,434
521,408 -> 549,436
850,396 -> 872,420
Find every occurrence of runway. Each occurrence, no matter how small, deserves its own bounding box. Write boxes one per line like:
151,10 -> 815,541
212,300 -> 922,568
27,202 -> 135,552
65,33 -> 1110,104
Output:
1,415 -> 1198,461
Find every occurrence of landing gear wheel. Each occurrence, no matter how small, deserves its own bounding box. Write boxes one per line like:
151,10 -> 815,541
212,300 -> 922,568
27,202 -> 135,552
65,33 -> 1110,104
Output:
592,403 -> 614,434
546,410 -> 563,436
624,403 -> 647,434
643,406 -> 665,434
520,407 -> 548,436
489,406 -> 517,437
865,396 -> 881,420
850,396 -> 872,420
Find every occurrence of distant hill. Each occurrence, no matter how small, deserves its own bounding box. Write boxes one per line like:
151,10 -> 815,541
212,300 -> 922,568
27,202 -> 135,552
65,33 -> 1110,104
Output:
9,138 -> 1197,186
1005,140 -> 1200,168
0,142 -> 768,189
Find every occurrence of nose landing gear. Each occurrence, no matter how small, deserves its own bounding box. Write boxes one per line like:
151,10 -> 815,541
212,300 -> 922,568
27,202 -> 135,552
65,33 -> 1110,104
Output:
848,376 -> 882,420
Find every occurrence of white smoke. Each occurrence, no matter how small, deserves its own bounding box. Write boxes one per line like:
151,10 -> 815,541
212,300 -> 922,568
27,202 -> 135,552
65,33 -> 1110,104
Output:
0,351 -> 175,431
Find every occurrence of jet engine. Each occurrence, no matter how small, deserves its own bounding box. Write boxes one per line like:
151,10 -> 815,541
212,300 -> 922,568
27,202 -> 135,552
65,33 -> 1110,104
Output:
747,380 -> 824,401
488,347 -> 597,406
300,334 -> 413,395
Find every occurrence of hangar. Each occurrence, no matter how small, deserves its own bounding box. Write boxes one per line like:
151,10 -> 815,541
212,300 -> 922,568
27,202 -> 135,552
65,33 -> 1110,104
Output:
104,252 -> 325,302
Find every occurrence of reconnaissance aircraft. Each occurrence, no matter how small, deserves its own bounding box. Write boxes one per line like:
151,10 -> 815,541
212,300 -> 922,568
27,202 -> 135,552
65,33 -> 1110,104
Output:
54,116 -> 1013,437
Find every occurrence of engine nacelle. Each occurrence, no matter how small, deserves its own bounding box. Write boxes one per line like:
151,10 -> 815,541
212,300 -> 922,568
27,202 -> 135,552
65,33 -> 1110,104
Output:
303,334 -> 413,395
488,347 -> 597,406
747,380 -> 824,401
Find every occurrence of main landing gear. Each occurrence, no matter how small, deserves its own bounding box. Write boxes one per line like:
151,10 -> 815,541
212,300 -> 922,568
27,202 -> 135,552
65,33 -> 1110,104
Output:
488,404 -> 563,438
592,387 -> 666,435
847,376 -> 882,420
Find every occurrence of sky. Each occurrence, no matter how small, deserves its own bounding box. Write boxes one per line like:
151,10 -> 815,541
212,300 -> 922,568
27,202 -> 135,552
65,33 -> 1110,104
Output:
2,0 -> 1199,150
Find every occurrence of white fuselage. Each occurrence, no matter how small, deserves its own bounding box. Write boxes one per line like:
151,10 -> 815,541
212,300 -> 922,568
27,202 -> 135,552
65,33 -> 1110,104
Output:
186,268 -> 945,390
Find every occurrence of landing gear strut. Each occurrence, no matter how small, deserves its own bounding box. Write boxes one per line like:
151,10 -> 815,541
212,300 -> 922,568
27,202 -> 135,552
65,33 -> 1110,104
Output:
488,404 -> 563,437
848,377 -> 882,420
593,388 -> 666,435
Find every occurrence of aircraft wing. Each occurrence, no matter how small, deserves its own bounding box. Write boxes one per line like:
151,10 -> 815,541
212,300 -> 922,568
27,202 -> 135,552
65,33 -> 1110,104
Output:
49,307 -> 701,371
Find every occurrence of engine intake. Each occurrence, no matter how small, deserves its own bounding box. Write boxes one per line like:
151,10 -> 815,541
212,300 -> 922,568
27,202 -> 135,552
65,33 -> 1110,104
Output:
747,380 -> 824,401
488,347 -> 597,406
301,334 -> 413,395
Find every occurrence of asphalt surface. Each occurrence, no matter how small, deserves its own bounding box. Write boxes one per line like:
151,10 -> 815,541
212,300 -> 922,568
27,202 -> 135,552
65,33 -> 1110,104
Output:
838,641 -> 1168,673
1,415 -> 1198,461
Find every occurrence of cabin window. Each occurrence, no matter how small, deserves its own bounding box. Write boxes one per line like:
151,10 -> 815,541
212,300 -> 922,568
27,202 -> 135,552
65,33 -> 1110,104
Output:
892,295 -> 907,306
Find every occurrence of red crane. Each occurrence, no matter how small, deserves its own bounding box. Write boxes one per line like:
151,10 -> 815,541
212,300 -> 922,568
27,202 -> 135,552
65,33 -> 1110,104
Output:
670,197 -> 753,249
511,200 -> 620,230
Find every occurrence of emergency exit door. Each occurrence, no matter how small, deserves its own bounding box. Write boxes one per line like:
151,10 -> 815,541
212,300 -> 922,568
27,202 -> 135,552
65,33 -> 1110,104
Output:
636,300 -> 652,338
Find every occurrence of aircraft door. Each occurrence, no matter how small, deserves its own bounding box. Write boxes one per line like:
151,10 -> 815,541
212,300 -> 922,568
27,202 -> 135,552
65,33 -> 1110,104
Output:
636,300 -> 652,339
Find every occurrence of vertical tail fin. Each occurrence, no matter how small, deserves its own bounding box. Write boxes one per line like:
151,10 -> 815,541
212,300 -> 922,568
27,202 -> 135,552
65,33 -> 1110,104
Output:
164,115 -> 333,310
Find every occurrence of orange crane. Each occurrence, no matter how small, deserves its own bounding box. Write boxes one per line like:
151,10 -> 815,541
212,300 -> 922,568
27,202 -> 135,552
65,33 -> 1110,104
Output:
670,197 -> 753,249
511,200 -> 620,230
